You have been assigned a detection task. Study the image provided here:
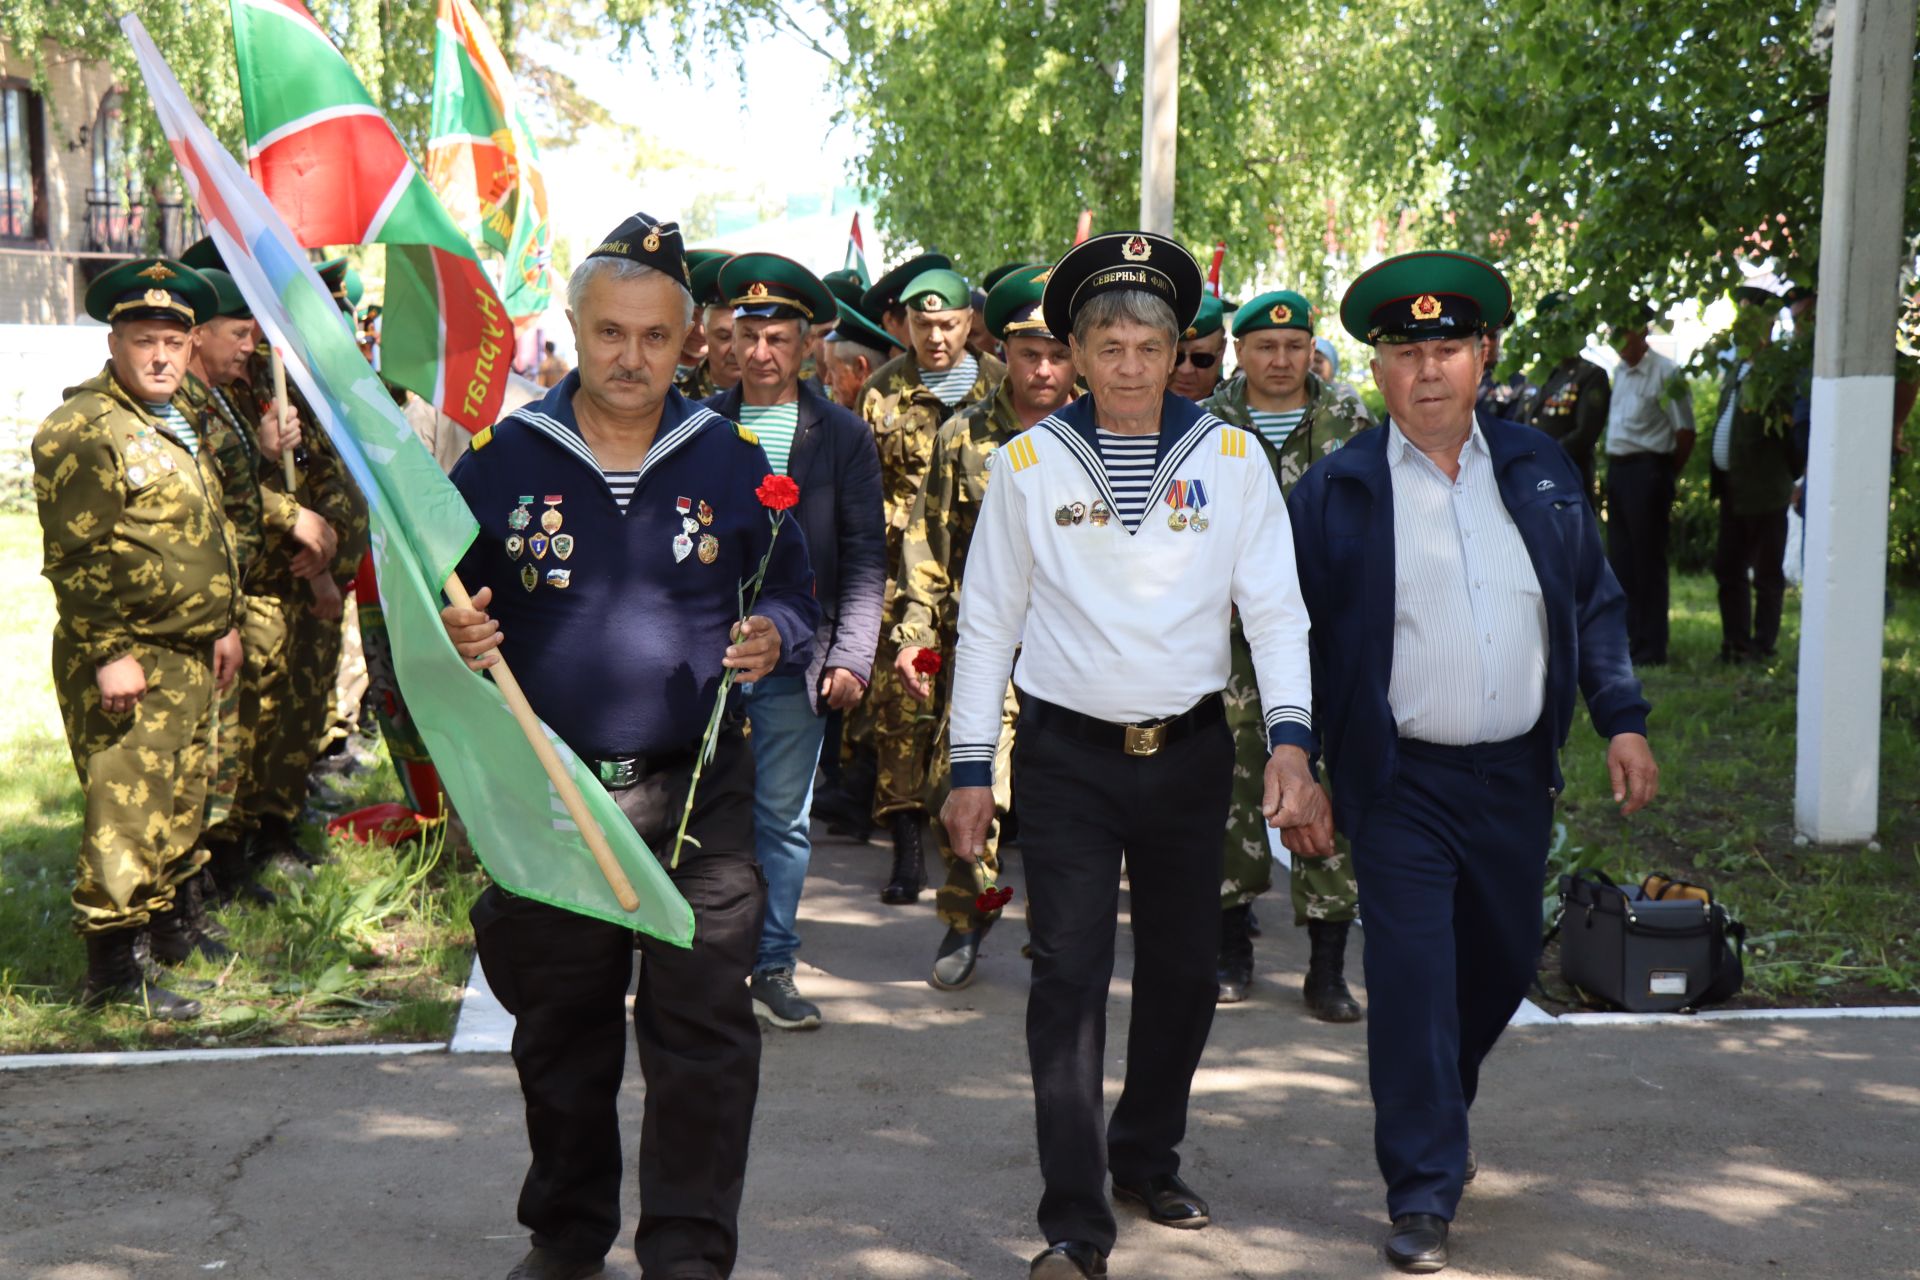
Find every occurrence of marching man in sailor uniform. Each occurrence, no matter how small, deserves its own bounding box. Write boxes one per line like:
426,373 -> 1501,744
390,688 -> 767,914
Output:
941,232 -> 1332,1280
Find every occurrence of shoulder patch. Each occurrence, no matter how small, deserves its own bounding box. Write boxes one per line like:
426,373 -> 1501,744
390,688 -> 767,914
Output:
1219,426 -> 1250,459
733,421 -> 760,446
470,425 -> 494,451
1004,434 -> 1040,473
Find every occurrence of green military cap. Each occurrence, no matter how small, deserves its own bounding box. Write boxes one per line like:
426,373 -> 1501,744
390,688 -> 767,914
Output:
688,252 -> 732,309
1182,292 -> 1226,339
982,261 -> 1038,293
1232,289 -> 1315,338
900,267 -> 971,315
719,252 -> 837,325
820,268 -> 866,308
828,298 -> 902,353
1041,231 -> 1203,341
983,264 -> 1059,342
180,235 -> 225,273
861,251 -> 952,317
316,257 -> 355,313
1339,249 -> 1511,345
84,257 -> 216,327
196,267 -> 253,321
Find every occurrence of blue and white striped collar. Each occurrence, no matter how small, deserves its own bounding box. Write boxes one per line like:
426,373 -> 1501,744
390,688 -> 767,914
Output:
503,369 -> 725,495
1035,392 -> 1224,535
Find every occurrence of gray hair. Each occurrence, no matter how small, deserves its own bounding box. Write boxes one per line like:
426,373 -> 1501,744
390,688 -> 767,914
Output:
566,255 -> 695,326
828,335 -> 886,368
1071,289 -> 1180,349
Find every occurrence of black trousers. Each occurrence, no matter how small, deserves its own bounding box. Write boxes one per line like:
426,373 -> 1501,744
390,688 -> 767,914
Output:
1605,452 -> 1675,663
1013,713 -> 1234,1252
472,731 -> 765,1279
1711,484 -> 1789,658
1352,735 -> 1555,1222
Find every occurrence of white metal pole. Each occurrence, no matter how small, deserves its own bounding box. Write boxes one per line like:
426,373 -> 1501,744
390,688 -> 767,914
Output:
1139,0 -> 1180,235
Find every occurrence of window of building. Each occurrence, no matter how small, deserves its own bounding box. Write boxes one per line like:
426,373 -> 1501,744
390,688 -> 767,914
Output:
1,80 -> 45,243
88,89 -> 145,254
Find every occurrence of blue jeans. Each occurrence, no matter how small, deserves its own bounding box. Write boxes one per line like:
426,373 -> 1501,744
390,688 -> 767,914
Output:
740,675 -> 827,974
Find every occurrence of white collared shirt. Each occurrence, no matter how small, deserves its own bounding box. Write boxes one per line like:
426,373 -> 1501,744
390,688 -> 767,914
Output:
1606,348 -> 1694,457
1386,421 -> 1547,745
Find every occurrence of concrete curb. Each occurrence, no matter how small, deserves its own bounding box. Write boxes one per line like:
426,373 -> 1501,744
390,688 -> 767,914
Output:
0,1041 -> 444,1071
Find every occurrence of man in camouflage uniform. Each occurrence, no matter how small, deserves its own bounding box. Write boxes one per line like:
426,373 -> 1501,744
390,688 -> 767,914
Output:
34,259 -> 242,1018
892,266 -> 1071,989
232,263 -> 369,870
859,264 -> 1005,904
1201,289 -> 1369,1020
677,252 -> 737,403
1172,293 -> 1229,402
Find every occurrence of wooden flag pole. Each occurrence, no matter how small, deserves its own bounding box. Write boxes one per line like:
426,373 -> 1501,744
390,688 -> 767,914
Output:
270,349 -> 298,489
442,569 -> 642,912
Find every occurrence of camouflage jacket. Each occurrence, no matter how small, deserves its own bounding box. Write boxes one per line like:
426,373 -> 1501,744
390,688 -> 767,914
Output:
891,381 -> 1031,654
244,349 -> 371,589
33,364 -> 241,665
676,359 -> 718,402
1201,369 -> 1372,493
858,351 -> 1005,581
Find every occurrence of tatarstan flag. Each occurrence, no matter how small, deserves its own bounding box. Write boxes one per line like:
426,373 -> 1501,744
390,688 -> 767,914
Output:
426,0 -> 553,324
228,0 -> 508,433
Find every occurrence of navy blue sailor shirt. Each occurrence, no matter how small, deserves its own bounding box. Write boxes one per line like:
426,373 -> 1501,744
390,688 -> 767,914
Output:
449,371 -> 820,759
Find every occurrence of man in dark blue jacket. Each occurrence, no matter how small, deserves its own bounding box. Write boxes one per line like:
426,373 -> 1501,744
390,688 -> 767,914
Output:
705,252 -> 886,1032
1287,251 -> 1659,1275
442,215 -> 819,1280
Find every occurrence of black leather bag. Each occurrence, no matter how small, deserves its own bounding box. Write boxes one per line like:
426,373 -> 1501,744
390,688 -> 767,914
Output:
1554,870 -> 1747,1012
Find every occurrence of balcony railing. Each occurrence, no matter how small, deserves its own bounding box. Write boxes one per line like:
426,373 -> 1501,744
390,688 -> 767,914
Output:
84,191 -> 203,258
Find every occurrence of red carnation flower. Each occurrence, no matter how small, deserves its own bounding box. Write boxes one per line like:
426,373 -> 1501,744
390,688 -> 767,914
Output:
912,649 -> 944,676
756,474 -> 801,511
974,885 -> 1014,915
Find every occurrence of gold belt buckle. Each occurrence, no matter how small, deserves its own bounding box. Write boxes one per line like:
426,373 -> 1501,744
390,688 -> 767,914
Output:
1123,722 -> 1167,757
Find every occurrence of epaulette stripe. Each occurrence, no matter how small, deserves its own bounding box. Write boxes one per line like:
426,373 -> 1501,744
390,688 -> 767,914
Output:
470,425 -> 494,451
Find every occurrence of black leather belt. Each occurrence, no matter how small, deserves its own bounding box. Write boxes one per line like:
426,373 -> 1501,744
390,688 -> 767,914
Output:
1019,693 -> 1225,758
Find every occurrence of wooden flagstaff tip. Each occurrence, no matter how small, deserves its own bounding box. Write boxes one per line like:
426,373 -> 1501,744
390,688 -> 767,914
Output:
442,570 -> 643,912
271,348 -> 298,489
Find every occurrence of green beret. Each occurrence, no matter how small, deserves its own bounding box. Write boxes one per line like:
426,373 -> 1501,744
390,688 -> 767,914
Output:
1232,290 -> 1314,338
1339,249 -> 1511,346
900,267 -> 971,314
196,267 -> 253,321
984,264 -> 1057,342
719,252 -> 837,325
828,299 -> 902,353
84,257 -> 215,327
1040,231 -> 1203,340
1182,293 -> 1225,339
861,252 -> 951,316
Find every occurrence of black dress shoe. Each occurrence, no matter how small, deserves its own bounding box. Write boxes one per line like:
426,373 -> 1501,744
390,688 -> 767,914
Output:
1464,1148 -> 1477,1183
504,1246 -> 604,1280
1030,1241 -> 1107,1278
1112,1171 -> 1210,1229
930,918 -> 992,990
1384,1213 -> 1449,1273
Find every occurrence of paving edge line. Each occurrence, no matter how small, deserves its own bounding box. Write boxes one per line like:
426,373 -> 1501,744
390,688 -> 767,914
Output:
1515,998 -> 1920,1027
0,1041 -> 445,1071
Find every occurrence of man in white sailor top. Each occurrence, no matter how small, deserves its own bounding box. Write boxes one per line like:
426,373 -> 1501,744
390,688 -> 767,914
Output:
440,214 -> 819,1280
941,231 -> 1331,1280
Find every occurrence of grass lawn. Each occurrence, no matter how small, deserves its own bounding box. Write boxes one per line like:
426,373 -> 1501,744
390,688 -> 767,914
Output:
1544,574 -> 1920,1008
0,512 -> 484,1054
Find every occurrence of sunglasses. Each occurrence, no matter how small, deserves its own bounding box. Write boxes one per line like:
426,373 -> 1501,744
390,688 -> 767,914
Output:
1176,351 -> 1219,369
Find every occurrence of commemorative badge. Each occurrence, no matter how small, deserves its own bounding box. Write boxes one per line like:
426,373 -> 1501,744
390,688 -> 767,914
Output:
508,496 -> 534,531
1088,499 -> 1112,527
697,533 -> 720,564
506,534 -> 524,560
546,568 -> 572,589
697,499 -> 715,526
540,495 -> 563,533
529,533 -> 550,559
673,533 -> 693,563
520,563 -> 538,592
552,534 -> 575,560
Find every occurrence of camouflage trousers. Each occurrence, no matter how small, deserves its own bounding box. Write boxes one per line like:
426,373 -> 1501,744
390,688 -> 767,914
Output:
205,594 -> 290,839
926,681 -> 1019,932
237,593 -> 345,825
868,636 -> 941,821
1222,620 -> 1358,923
54,637 -> 213,934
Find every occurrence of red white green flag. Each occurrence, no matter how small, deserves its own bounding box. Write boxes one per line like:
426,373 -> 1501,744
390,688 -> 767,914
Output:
845,212 -> 870,288
228,0 -> 508,433
426,0 -> 553,324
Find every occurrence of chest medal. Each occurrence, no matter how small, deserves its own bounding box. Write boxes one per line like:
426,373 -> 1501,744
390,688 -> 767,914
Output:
540,495 -> 564,533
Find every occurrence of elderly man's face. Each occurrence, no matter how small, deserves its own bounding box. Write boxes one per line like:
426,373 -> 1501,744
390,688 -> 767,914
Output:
1236,329 -> 1314,405
566,269 -> 688,421
909,307 -> 970,372
1371,335 -> 1484,440
704,304 -> 739,387
1171,328 -> 1225,400
1071,318 -> 1177,421
194,316 -> 257,385
109,317 -> 195,404
735,315 -> 807,397
823,343 -> 871,409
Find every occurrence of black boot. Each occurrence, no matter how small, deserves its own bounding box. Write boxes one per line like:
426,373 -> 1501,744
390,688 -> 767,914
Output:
1217,903 -> 1254,1003
253,813 -> 319,869
1303,919 -> 1363,1023
148,876 -> 234,965
204,835 -> 275,906
82,928 -> 202,1020
930,915 -> 995,991
879,811 -> 926,904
